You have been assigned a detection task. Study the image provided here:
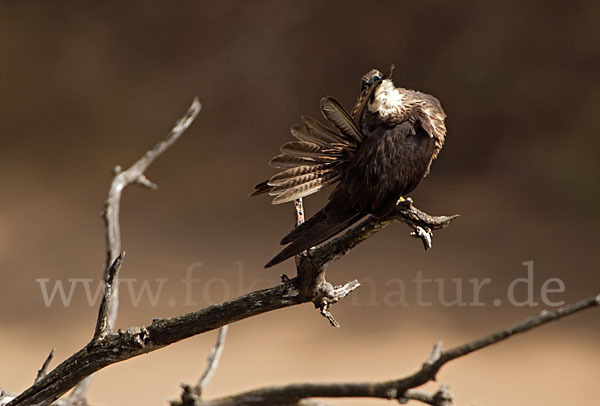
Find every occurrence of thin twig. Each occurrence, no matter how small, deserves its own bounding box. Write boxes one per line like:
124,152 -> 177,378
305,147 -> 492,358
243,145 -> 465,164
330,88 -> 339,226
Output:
402,385 -> 453,406
294,198 -> 305,226
316,279 -> 361,328
195,326 -> 229,394
93,253 -> 125,338
441,295 -> 600,362
424,341 -> 443,366
34,349 -> 55,385
174,326 -> 230,406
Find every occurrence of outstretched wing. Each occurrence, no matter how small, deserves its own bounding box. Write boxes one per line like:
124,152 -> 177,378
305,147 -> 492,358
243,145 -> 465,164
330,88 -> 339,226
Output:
250,97 -> 363,204
320,97 -> 364,144
251,77 -> 384,204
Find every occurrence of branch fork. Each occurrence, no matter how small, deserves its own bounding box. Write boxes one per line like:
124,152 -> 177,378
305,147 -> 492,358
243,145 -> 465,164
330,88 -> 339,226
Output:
288,196 -> 458,327
314,279 -> 361,328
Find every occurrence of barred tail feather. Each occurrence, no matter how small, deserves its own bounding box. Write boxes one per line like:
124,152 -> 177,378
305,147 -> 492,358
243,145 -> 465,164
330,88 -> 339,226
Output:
271,175 -> 339,204
268,165 -> 327,185
280,141 -> 325,159
301,116 -> 351,146
320,97 -> 364,144
269,154 -> 319,169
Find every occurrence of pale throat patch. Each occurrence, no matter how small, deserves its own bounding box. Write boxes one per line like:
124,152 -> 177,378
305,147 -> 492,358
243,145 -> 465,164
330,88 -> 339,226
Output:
367,80 -> 406,118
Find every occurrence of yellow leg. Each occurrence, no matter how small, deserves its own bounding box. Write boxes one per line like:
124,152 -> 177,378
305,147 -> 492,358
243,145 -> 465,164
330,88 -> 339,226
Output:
397,196 -> 413,206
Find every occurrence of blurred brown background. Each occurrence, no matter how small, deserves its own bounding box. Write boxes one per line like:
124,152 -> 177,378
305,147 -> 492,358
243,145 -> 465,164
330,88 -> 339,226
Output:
1,1 -> 599,405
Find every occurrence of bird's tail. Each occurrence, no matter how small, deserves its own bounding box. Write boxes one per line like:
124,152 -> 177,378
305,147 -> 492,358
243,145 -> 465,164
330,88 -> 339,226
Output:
265,208 -> 364,268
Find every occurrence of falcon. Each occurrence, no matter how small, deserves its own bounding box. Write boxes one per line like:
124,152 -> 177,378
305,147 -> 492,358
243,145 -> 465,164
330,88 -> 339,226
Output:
252,67 -> 447,268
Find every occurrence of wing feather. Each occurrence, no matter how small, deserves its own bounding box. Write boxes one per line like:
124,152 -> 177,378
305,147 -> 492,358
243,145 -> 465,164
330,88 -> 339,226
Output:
280,141 -> 341,160
291,124 -> 331,148
320,97 -> 364,144
269,170 -> 330,189
253,98 -> 363,203
270,173 -> 341,204
269,154 -> 319,168
280,141 -> 322,158
301,116 -> 351,146
269,165 -> 325,185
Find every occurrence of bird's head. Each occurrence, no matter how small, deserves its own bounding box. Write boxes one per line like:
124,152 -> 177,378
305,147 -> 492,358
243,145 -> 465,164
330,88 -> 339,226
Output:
360,69 -> 384,93
353,65 -> 406,128
365,65 -> 410,120
360,65 -> 394,92
352,68 -> 389,126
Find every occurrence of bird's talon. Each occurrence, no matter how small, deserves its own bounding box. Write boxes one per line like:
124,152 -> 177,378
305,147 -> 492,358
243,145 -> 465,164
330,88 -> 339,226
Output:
397,197 -> 413,209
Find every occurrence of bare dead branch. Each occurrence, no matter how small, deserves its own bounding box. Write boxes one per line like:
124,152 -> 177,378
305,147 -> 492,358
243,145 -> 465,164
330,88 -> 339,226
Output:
67,98 -> 202,404
34,349 -> 55,385
287,199 -> 457,327
310,201 -> 458,267
11,205 -> 454,405
315,279 -> 360,328
168,294 -> 598,406
9,283 -> 304,406
100,97 -> 202,335
6,99 -> 200,406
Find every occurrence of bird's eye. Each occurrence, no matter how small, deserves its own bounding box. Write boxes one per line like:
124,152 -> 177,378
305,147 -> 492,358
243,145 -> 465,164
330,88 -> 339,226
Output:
362,75 -> 382,92
369,75 -> 382,85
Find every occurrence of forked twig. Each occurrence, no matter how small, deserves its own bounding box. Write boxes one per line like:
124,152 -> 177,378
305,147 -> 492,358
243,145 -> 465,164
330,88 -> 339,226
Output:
34,349 -> 56,385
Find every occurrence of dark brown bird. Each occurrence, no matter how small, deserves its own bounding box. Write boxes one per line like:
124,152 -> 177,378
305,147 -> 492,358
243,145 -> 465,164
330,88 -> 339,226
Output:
252,68 -> 447,268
